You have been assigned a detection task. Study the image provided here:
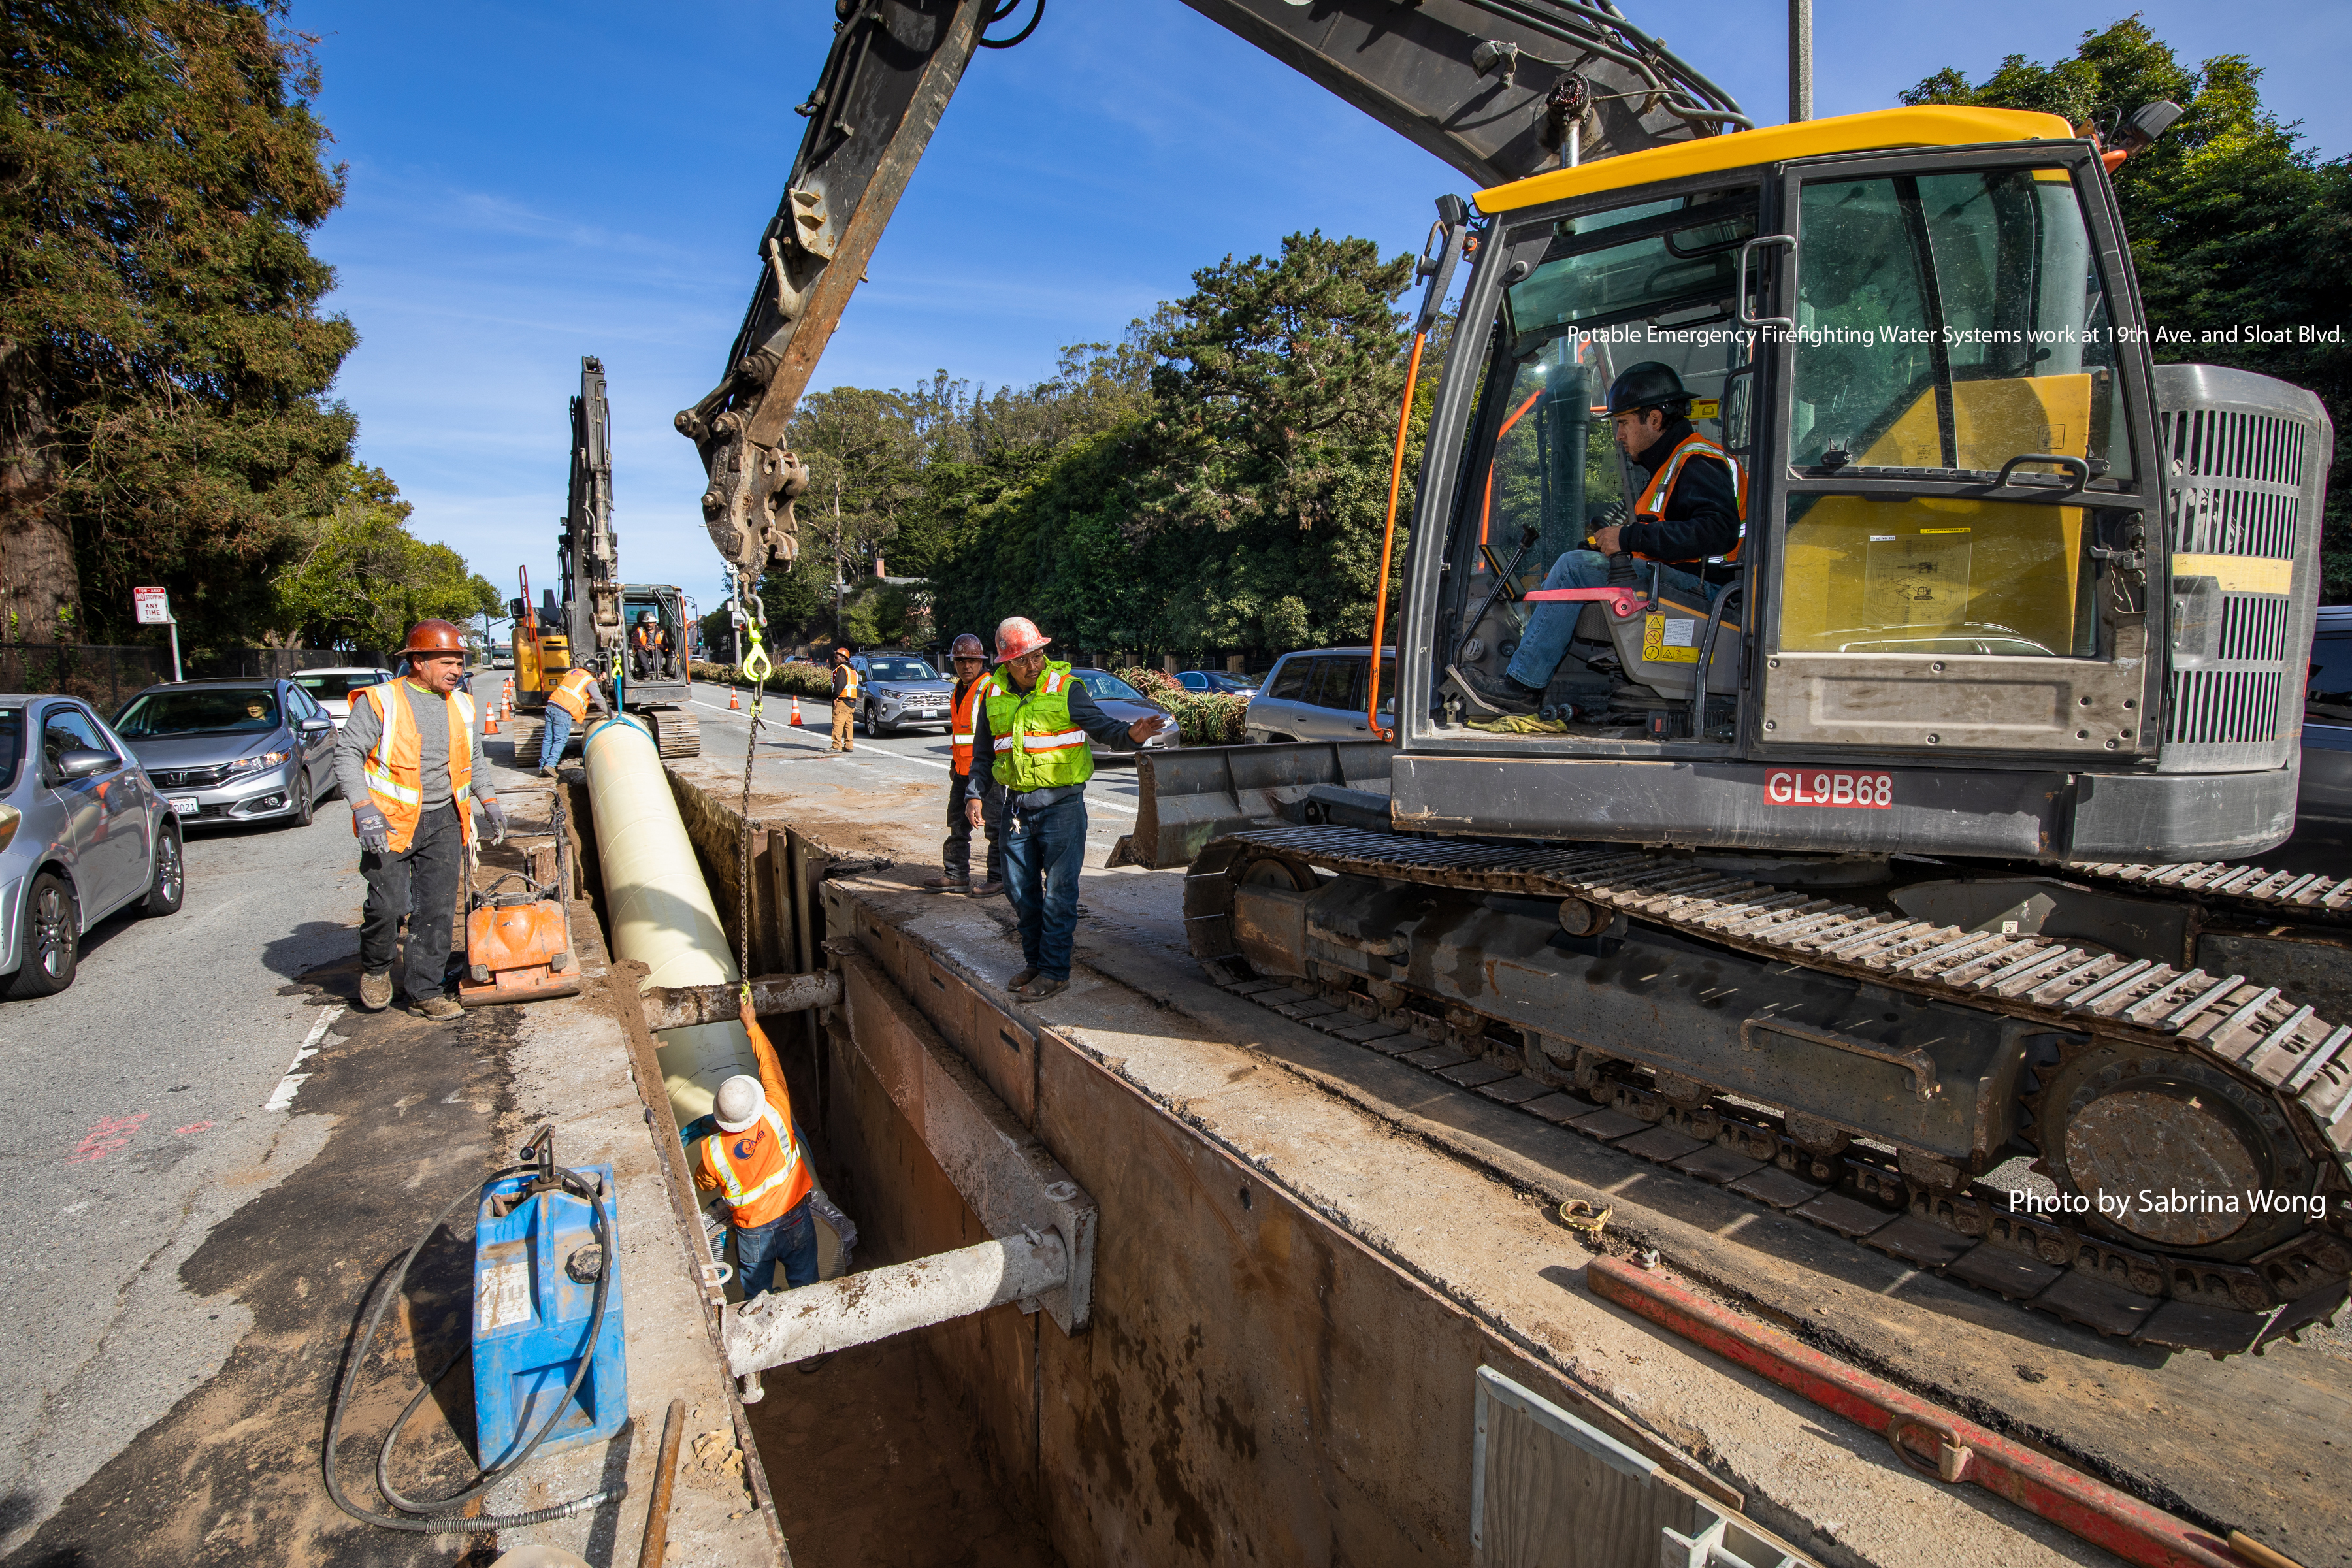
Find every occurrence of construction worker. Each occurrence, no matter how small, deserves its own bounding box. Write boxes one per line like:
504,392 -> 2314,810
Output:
923,632 -> 1005,896
538,663 -> 609,775
1458,361 -> 1745,717
335,619 -> 506,1021
631,610 -> 673,681
689,994 -> 819,1299
961,617 -> 1173,1001
828,644 -> 860,753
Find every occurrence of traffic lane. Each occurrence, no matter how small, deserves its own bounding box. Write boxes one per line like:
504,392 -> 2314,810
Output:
685,682 -> 1147,823
0,802 -> 368,1554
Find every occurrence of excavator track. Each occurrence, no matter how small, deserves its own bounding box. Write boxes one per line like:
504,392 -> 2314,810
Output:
2072,861 -> 2352,925
1186,826 -> 2352,1357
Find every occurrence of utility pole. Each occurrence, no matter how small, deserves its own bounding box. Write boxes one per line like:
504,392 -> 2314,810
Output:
1788,0 -> 1814,122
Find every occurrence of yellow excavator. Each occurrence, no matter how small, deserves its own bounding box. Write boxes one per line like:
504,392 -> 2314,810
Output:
677,1 -> 2344,1357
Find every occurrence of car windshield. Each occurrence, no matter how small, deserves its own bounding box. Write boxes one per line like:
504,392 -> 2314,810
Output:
0,708 -> 19,792
2311,633 -> 2352,723
115,688 -> 281,738
1073,672 -> 1144,702
864,657 -> 938,681
295,672 -> 386,701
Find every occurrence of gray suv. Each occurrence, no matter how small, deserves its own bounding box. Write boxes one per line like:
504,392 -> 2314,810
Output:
1243,648 -> 1395,743
0,694 -> 183,998
111,678 -> 339,828
851,653 -> 953,736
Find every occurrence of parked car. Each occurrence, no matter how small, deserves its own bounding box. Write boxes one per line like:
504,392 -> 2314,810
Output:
291,666 -> 395,727
1243,648 -> 1396,743
851,653 -> 954,736
2302,604 -> 2352,828
1064,669 -> 1182,759
0,693 -> 183,998
1176,668 -> 1259,698
111,678 -> 340,830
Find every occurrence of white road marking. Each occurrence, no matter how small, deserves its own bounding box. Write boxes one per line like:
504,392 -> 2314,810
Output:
262,1004 -> 346,1111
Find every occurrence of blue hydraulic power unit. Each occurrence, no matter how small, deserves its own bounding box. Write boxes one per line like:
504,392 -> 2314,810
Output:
472,1147 -> 627,1465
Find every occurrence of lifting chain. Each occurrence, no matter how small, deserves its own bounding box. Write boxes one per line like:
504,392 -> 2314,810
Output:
733,595 -> 774,1008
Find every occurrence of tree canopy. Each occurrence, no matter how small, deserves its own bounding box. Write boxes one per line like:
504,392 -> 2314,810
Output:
1905,18 -> 2351,596
265,465 -> 498,650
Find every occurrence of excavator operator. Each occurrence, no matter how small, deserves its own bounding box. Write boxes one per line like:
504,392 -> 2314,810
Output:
1460,362 -> 1746,718
631,610 -> 674,681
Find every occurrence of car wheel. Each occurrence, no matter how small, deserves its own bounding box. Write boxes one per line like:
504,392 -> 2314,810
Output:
7,872 -> 79,998
288,769 -> 314,828
144,823 -> 185,916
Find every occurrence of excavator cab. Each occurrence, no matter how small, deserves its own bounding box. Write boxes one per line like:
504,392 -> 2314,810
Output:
1402,108 -> 2327,865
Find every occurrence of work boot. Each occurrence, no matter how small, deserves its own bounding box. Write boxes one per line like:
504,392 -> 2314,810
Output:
358,970 -> 393,1011
922,874 -> 972,894
1007,967 -> 1037,993
1015,975 -> 1069,1002
968,879 -> 1004,898
1450,664 -> 1541,718
412,994 -> 463,1022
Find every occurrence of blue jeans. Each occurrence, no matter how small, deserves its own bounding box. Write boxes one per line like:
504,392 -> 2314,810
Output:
1506,550 -> 1729,690
538,704 -> 574,769
734,1198 -> 819,1299
1002,791 -> 1087,981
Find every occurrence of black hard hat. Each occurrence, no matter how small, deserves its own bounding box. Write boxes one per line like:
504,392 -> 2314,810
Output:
1607,361 -> 1692,417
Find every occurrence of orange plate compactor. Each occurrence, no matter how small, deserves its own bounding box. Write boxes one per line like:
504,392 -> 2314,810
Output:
459,786 -> 583,1008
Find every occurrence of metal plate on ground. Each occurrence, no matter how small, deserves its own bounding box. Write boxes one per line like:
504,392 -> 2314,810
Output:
1402,1045 -> 1474,1071
2029,1269 -> 2163,1337
2130,1299 -> 2268,1356
1522,1093 -> 1590,1124
1793,1190 -> 1904,1239
1859,1214 -> 1980,1269
1668,1145 -> 1767,1186
1946,1242 -> 2066,1300
1477,1075 -> 1554,1105
1568,1107 -> 1652,1141
1615,1126 -> 1708,1164
1438,1059 -> 1518,1089
1727,1166 -> 1825,1209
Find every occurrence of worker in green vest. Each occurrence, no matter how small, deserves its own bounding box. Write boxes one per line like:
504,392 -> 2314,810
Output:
960,617 -> 1173,1001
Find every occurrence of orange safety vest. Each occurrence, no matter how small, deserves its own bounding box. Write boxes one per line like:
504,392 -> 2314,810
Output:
834,666 -> 861,703
355,679 -> 476,854
700,1105 -> 811,1230
950,679 -> 982,774
1631,433 -> 1749,566
549,666 -> 598,722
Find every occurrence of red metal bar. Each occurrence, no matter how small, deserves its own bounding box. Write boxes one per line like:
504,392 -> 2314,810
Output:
1584,1256 -> 2254,1568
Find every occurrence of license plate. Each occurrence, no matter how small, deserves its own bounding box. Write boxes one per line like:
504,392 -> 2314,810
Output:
1765,769 -> 1893,809
169,796 -> 199,817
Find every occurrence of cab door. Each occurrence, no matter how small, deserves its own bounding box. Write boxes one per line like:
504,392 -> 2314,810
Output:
1753,144 -> 2163,760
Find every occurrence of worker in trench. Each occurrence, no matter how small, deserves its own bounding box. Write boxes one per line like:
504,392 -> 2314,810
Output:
538,661 -> 608,776
686,995 -> 820,1311
1456,361 -> 1746,717
962,617 -> 1174,1002
337,619 -> 506,1020
924,631 -> 1005,897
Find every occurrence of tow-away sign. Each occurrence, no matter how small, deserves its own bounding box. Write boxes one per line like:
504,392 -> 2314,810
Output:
133,587 -> 171,625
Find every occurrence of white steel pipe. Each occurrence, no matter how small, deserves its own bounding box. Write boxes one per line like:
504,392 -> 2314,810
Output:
582,716 -> 756,1126
725,1232 -> 1068,1375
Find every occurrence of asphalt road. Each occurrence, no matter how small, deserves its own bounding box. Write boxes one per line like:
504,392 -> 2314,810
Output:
0,693 -> 499,1556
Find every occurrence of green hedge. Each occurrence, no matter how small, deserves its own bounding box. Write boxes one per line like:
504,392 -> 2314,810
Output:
691,659 -> 836,700
1113,666 -> 1249,745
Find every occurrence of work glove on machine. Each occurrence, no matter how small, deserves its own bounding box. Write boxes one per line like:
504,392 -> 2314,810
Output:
352,803 -> 391,857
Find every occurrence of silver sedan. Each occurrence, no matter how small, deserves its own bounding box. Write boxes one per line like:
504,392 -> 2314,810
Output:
0,694 -> 184,998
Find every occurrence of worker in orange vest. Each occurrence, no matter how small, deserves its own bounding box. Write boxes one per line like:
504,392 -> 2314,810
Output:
333,620 -> 506,1019
538,663 -> 609,775
691,994 -> 819,1299
924,632 -> 1004,896
828,644 -> 861,753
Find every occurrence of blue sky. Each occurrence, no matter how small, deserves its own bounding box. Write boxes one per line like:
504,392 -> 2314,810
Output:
293,0 -> 2347,625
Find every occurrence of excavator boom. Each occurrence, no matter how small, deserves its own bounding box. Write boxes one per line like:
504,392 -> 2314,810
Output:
674,0 -> 1746,580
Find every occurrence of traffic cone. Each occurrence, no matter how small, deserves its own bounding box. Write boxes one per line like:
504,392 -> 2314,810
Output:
729,687 -> 741,710
485,710 -> 499,736
790,693 -> 803,725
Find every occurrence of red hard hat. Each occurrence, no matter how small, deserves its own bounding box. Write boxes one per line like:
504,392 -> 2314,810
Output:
402,619 -> 466,655
994,616 -> 1049,662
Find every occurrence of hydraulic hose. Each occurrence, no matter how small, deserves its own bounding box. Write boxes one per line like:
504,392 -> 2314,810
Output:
325,1151 -> 625,1533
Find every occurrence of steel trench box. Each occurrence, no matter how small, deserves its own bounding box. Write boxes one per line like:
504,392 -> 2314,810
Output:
1294,882 -> 2027,1162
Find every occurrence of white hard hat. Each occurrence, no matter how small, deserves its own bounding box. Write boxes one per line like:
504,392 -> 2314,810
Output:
713,1074 -> 765,1132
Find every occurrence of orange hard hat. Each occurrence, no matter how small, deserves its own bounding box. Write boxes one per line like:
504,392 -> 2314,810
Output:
994,616 -> 1049,662
402,619 -> 467,655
